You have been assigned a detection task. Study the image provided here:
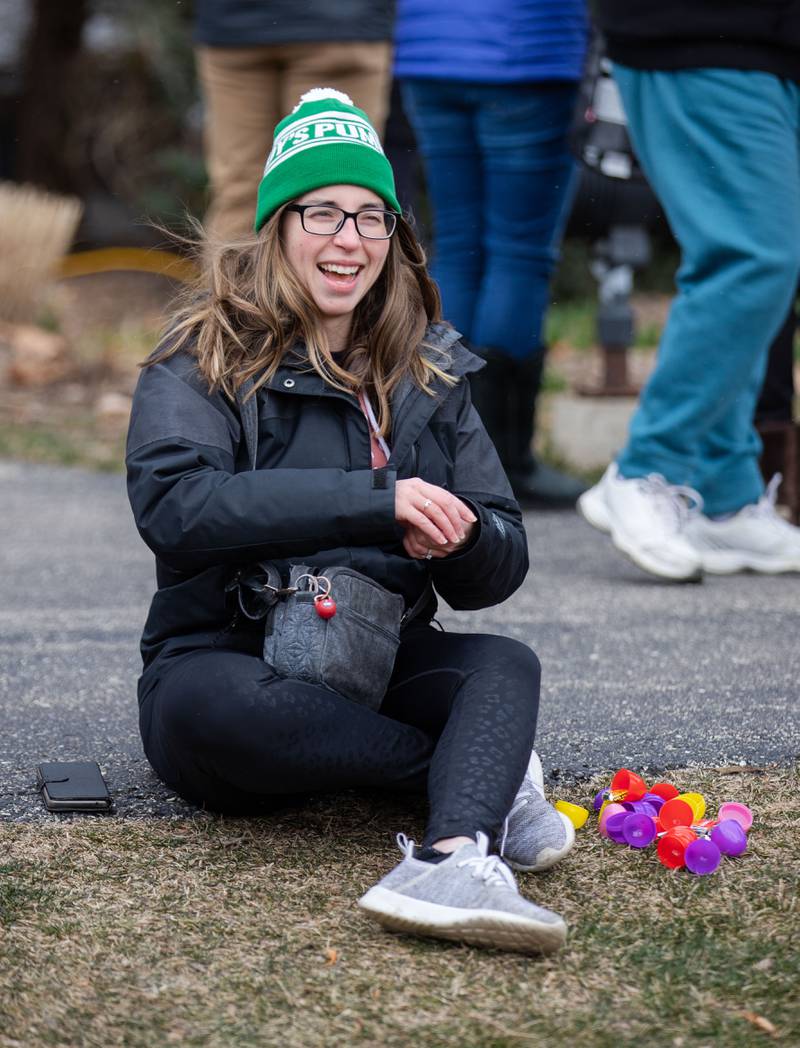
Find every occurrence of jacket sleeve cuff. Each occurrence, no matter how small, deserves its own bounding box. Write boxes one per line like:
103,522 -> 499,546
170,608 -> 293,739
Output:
354,467 -> 401,544
431,497 -> 490,569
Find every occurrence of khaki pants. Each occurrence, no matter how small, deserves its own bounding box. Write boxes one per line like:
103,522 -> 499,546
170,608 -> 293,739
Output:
196,42 -> 392,240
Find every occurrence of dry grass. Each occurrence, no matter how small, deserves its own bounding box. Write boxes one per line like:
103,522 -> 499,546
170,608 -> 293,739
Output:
0,183 -> 83,324
1,766 -> 798,1048
0,406 -> 129,472
0,277 -> 168,472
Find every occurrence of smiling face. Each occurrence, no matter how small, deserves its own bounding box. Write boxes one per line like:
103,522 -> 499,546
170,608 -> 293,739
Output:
281,184 -> 392,350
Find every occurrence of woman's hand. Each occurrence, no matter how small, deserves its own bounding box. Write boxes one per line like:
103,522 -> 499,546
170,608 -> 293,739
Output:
402,523 -> 476,560
395,478 -> 477,560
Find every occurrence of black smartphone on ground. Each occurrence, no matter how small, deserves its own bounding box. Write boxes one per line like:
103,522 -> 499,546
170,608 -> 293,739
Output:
36,761 -> 113,812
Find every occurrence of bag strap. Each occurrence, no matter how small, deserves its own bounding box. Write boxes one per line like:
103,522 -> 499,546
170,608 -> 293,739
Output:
235,377 -> 259,471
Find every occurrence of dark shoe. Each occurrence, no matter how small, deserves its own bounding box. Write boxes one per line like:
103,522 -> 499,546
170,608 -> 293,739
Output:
508,457 -> 587,508
469,348 -> 586,507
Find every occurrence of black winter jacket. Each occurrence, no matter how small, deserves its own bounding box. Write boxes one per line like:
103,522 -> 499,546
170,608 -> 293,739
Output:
126,325 -> 529,683
193,0 -> 394,47
594,0 -> 800,82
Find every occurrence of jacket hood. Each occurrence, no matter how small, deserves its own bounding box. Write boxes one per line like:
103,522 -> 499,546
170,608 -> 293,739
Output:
421,322 -> 484,378
281,322 -> 482,377
275,321 -> 484,414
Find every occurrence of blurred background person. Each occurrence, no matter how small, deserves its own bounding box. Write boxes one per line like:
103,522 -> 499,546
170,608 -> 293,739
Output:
194,0 -> 394,240
394,0 -> 589,507
579,0 -> 800,580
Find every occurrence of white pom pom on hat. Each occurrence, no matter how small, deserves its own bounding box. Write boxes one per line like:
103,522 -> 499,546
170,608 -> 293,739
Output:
292,87 -> 355,112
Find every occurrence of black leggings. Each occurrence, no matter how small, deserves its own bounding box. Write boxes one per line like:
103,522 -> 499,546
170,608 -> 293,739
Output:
139,626 -> 540,846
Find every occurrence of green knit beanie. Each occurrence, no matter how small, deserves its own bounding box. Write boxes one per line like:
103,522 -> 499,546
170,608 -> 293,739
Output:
254,88 -> 401,232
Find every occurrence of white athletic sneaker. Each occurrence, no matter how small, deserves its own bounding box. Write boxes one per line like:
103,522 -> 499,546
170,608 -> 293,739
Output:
578,463 -> 704,582
500,749 -> 575,873
358,832 -> 567,955
685,475 -> 800,574
577,471 -> 613,534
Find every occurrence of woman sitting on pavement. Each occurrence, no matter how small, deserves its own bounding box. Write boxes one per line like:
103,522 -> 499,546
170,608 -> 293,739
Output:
126,89 -> 573,955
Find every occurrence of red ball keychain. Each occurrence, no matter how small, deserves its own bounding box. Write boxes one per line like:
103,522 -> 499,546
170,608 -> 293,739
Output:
314,578 -> 337,619
315,594 -> 337,619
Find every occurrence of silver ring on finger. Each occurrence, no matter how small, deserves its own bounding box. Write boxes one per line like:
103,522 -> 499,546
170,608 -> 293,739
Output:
422,499 -> 433,511
425,549 -> 433,560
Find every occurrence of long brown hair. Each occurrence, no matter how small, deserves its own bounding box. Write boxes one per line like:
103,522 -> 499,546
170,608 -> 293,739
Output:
146,209 -> 454,437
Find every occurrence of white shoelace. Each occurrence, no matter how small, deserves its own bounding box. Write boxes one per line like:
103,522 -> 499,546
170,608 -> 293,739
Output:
636,472 -> 704,529
457,832 -> 518,890
744,473 -> 786,525
397,831 -> 518,890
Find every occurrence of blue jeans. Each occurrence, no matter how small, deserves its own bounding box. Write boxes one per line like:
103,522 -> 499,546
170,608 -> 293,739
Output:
401,79 -> 578,360
613,66 -> 800,515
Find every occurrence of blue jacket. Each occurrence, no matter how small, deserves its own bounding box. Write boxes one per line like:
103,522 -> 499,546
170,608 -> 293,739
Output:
394,0 -> 588,83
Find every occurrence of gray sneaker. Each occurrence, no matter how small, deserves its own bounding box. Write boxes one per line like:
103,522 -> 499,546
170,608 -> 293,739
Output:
500,749 -> 575,872
358,832 -> 567,955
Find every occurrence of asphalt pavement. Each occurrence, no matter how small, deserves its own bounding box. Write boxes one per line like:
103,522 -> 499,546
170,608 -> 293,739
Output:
1,461 -> 797,821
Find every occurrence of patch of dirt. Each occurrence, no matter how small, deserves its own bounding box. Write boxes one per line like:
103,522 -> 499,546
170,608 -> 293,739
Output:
0,271 -> 181,469
547,343 -> 657,392
50,271 -> 179,344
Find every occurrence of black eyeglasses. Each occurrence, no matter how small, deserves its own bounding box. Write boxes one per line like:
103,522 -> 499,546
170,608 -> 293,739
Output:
284,203 -> 398,239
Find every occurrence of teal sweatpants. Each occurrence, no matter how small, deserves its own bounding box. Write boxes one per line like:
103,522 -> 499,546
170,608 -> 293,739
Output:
614,66 -> 800,515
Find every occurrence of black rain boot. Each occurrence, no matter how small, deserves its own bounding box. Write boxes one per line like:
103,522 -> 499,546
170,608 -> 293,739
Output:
469,348 -> 587,508
468,348 -> 516,469
508,353 -> 587,508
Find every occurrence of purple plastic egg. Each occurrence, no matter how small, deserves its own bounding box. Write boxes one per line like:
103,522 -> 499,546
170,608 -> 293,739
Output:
605,811 -> 630,844
622,813 -> 657,849
642,792 -> 666,812
636,801 -> 659,818
599,802 -> 626,838
620,800 -> 650,816
684,838 -> 722,876
710,819 -> 748,857
593,789 -> 608,812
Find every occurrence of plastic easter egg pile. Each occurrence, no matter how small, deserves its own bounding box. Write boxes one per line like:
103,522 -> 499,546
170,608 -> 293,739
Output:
556,768 -> 753,876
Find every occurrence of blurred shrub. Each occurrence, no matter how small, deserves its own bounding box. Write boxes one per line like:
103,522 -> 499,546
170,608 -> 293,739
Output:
54,0 -> 205,230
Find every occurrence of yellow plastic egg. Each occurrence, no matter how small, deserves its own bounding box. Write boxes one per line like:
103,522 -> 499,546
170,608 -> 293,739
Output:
555,799 -> 589,830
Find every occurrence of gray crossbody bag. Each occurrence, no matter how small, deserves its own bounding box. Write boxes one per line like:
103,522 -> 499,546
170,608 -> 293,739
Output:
234,382 -> 432,710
